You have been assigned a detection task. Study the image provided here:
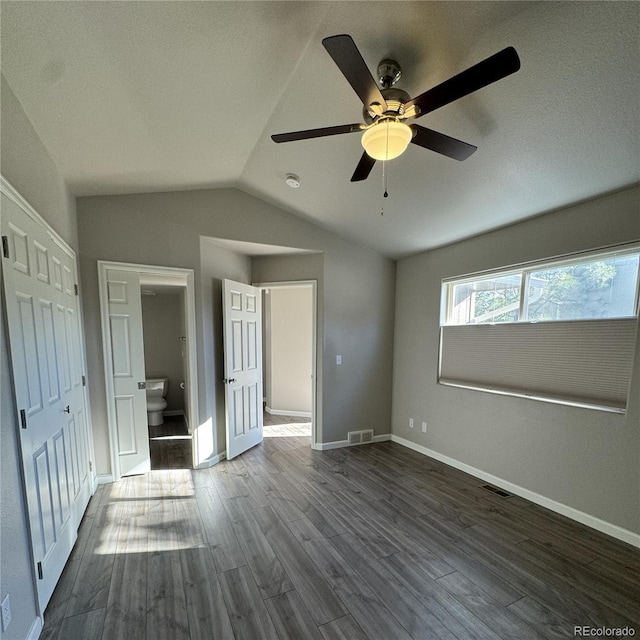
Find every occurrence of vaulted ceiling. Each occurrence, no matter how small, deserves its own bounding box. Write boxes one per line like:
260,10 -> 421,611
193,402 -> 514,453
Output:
2,1 -> 638,258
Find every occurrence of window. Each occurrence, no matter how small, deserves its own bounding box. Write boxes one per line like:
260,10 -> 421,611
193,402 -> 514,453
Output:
439,246 -> 640,412
444,249 -> 639,325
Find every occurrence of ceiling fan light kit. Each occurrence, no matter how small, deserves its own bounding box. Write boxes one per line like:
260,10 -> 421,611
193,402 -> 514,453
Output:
271,34 -> 520,182
361,119 -> 412,161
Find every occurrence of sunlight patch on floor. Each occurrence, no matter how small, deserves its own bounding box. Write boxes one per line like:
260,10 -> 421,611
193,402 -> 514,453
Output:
263,423 -> 311,438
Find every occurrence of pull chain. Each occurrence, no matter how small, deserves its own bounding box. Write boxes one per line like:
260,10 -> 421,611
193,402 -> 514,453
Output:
381,160 -> 389,216
380,121 -> 390,215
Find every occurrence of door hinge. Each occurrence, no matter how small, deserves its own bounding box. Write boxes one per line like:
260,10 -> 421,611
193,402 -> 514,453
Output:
74,284 -> 79,296
37,562 -> 43,580
2,236 -> 8,259
82,375 -> 86,387
89,461 -> 93,472
20,409 -> 27,429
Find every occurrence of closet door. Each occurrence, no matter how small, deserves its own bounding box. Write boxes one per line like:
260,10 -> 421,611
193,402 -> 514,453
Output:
51,236 -> 92,527
1,186 -> 92,612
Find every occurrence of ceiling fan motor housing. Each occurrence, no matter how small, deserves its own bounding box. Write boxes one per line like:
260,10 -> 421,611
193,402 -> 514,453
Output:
363,86 -> 411,124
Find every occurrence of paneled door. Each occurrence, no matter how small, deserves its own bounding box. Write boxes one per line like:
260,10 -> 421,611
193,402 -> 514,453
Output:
223,279 -> 263,459
104,269 -> 150,476
1,186 -> 92,612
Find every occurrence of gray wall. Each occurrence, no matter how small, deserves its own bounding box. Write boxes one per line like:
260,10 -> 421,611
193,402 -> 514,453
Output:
77,190 -> 396,472
392,185 -> 640,535
0,75 -> 77,249
200,237 -> 252,456
141,292 -> 185,412
253,250 -> 396,445
1,73 -> 77,640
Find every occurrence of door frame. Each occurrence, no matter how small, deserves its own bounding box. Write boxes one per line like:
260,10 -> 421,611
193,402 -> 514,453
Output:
98,261 -> 198,480
254,280 -> 319,449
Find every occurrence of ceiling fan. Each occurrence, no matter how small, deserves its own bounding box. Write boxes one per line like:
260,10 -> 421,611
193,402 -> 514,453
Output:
271,34 -> 520,182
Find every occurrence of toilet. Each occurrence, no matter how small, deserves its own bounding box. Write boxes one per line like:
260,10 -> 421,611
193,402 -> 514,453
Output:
146,377 -> 168,426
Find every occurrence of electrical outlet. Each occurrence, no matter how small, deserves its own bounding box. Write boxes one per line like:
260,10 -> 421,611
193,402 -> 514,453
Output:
336,355 -> 342,365
1,594 -> 11,632
409,418 -> 414,428
421,422 -> 427,433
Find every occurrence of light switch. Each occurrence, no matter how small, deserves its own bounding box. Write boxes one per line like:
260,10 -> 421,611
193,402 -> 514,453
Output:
336,355 -> 342,365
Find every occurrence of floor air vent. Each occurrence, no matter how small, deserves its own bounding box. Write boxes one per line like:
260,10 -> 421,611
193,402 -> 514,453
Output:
481,484 -> 512,498
348,429 -> 374,445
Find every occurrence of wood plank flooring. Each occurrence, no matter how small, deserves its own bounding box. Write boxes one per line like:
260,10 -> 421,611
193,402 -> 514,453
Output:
149,415 -> 192,470
263,412 -> 312,438
41,429 -> 640,639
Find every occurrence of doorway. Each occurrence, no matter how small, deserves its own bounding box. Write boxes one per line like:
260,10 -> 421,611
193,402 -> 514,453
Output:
140,282 -> 191,469
256,281 -> 317,447
98,261 -> 198,479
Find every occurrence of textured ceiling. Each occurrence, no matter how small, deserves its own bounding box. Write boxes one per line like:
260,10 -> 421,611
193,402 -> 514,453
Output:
2,1 -> 639,258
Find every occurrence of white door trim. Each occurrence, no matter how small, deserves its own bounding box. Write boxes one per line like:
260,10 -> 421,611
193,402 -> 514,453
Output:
253,280 -> 319,449
97,261 -> 198,480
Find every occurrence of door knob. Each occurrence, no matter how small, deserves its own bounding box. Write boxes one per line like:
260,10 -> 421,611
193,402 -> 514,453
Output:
223,378 -> 237,384
63,405 -> 70,413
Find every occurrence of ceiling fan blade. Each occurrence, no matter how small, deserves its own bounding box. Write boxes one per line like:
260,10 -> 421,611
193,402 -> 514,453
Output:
271,123 -> 364,143
406,47 -> 520,118
351,152 -> 376,182
322,34 -> 387,111
410,125 -> 477,161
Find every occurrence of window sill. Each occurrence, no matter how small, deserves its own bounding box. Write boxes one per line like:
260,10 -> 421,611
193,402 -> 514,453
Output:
438,379 -> 627,415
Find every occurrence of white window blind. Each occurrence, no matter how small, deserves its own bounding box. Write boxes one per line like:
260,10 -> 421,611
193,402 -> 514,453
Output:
439,319 -> 638,411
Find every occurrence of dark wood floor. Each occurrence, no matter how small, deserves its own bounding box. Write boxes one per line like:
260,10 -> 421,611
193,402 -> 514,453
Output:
41,431 -> 640,639
149,415 -> 192,470
149,411 -> 311,470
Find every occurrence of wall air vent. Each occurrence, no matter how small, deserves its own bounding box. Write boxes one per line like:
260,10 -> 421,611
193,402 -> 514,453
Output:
481,484 -> 512,498
348,429 -> 374,446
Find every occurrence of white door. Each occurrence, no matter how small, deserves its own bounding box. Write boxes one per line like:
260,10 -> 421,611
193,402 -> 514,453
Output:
1,190 -> 91,612
105,269 -> 150,476
223,279 -> 263,459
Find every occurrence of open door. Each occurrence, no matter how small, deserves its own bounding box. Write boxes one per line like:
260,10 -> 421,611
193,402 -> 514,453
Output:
104,269 -> 150,476
223,279 -> 263,459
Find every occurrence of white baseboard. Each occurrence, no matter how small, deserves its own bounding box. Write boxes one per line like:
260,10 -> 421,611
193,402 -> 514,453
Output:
96,473 -> 114,485
265,407 -> 312,418
195,451 -> 226,469
315,434 -> 391,451
27,615 -> 43,640
390,435 -> 640,549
